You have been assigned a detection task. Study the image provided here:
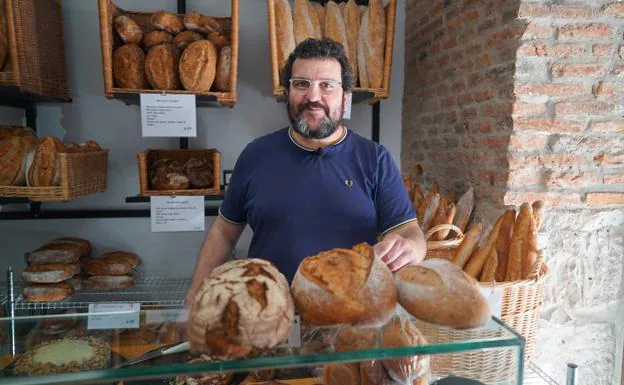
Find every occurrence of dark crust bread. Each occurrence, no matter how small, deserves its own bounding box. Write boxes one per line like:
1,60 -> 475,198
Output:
113,44 -> 148,89
22,263 -> 75,284
145,43 -> 181,90
23,282 -> 74,302
179,40 -> 217,92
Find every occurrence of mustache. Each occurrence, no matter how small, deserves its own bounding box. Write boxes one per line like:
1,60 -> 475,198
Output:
298,102 -> 329,115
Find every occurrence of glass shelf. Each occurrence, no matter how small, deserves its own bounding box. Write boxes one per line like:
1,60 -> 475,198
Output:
0,308 -> 524,385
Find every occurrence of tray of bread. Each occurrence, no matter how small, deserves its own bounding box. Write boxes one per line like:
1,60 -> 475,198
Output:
98,0 -> 239,107
0,127 -> 108,201
267,0 -> 397,104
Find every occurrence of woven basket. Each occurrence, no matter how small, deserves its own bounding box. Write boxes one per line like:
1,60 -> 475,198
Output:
97,0 -> 239,107
425,224 -> 464,261
138,148 -> 221,196
266,0 -> 397,105
0,0 -> 70,101
0,150 -> 109,201
414,256 -> 548,384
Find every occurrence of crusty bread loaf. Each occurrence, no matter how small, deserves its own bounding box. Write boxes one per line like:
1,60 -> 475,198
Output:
145,43 -> 181,90
85,275 -> 135,290
334,325 -> 378,352
114,15 -> 143,44
27,249 -> 81,265
294,0 -> 321,45
84,255 -> 134,276
395,259 -> 491,329
151,11 -> 184,34
184,11 -> 222,35
323,363 -> 360,385
495,209 -> 515,281
313,2 -> 326,38
532,200 -> 545,231
113,44 -> 148,89
25,136 -> 64,187
206,32 -> 229,50
214,45 -> 231,92
23,282 -> 74,302
291,243 -> 397,327
187,259 -> 294,359
363,0 -> 385,88
173,31 -> 203,50
22,263 -> 75,284
274,0 -> 296,73
357,9 -> 370,88
381,316 -> 429,383
343,0 -> 360,83
100,251 -> 141,269
452,222 -> 483,269
179,40 -> 217,92
0,136 -> 38,186
325,2 -> 349,55
464,215 -> 504,278
453,187 -> 474,232
143,30 -> 173,50
49,237 -> 92,257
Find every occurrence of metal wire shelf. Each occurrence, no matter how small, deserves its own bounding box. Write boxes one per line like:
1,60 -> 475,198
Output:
12,273 -> 190,310
524,361 -> 561,385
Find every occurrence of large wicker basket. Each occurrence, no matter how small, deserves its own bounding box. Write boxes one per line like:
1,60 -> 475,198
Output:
266,0 -> 397,105
137,149 -> 221,197
0,0 -> 70,101
97,0 -> 239,107
425,224 -> 464,261
0,150 -> 109,201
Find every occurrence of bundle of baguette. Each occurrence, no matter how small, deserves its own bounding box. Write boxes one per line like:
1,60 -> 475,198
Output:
21,237 -> 93,302
274,0 -> 387,88
82,251 -> 142,290
0,128 -> 103,187
452,200 -> 545,283
112,10 -> 231,92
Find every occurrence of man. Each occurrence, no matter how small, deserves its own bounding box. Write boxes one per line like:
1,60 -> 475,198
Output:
185,38 -> 425,304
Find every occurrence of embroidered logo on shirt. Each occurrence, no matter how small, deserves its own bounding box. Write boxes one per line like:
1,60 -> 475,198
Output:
344,179 -> 354,187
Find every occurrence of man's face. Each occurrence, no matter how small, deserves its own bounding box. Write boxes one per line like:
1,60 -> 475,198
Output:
287,58 -> 348,139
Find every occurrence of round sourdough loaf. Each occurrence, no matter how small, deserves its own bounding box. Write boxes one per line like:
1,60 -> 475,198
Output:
145,43 -> 181,90
187,258 -> 294,359
395,258 -> 491,329
179,40 -> 217,92
291,242 -> 397,327
113,44 -> 147,89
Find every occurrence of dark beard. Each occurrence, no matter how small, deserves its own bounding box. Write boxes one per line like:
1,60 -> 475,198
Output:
287,101 -> 343,139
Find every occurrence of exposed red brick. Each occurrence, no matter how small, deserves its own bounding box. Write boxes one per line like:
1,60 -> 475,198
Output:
604,3 -> 624,18
429,43 -> 441,54
468,73 -> 484,87
509,153 -> 585,170
558,24 -> 611,40
452,80 -> 467,91
478,171 -> 508,186
458,60 -> 475,72
504,191 -> 583,206
551,5 -> 593,19
512,103 -> 547,117
447,17 -> 464,31
594,81 -> 616,97
478,122 -> 493,133
486,27 -> 520,48
589,120 -> 624,132
518,4 -> 550,17
548,44 -> 586,59
586,193 -> 624,205
613,64 -> 624,75
517,43 -> 547,56
461,107 -> 478,119
545,171 -> 600,187
515,84 -> 585,97
446,112 -> 458,124
508,169 -> 542,186
442,36 -> 457,49
465,8 -> 480,21
438,55 -> 450,66
593,44 -> 613,58
604,174 -> 624,185
473,88 -> 495,102
552,63 -> 603,77
513,118 -> 583,132
457,93 -> 474,105
523,22 -> 552,40
593,153 -> 624,166
509,134 -> 548,151
555,102 -> 614,115
479,54 -> 493,66
442,96 -> 456,107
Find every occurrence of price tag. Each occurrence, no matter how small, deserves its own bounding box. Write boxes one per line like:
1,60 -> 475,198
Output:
140,93 -> 197,137
343,93 -> 352,120
145,309 -> 189,325
87,303 -> 140,330
479,286 -> 503,319
150,196 -> 205,232
278,315 -> 301,348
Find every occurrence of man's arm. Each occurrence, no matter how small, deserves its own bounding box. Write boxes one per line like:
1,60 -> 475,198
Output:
373,221 -> 427,272
185,216 -> 246,306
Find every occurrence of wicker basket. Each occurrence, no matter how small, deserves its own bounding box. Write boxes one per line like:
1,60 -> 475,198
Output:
425,224 -> 464,261
0,0 -> 70,101
0,150 -> 109,201
414,257 -> 548,384
138,149 -> 221,196
97,0 -> 239,107
266,0 -> 397,105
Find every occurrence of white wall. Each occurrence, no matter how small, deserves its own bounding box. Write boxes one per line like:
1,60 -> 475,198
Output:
0,0 -> 405,277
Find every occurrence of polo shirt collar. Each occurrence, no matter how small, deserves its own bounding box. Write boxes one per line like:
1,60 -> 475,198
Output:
288,126 -> 349,152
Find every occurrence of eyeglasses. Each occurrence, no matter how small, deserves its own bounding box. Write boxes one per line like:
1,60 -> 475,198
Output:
289,78 -> 342,94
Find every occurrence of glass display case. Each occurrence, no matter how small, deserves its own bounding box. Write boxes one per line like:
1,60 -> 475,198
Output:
0,306 -> 525,385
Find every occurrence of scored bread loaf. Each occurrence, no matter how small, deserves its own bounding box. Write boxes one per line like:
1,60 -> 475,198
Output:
25,136 -> 64,187
114,15 -> 143,44
179,40 -> 218,92
113,44 -> 148,89
187,258 -> 294,359
151,11 -> 184,34
214,45 -> 231,92
0,136 -> 38,186
291,242 -> 397,327
395,259 -> 491,329
22,263 -> 75,284
343,0 -> 360,83
359,0 -> 385,88
206,32 -> 230,50
274,0 -> 296,73
294,0 -> 321,45
325,2 -> 349,56
145,43 -> 181,90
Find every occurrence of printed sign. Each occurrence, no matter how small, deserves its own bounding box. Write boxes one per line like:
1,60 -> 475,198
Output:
151,196 -> 205,232
87,303 -> 140,330
141,93 -> 196,137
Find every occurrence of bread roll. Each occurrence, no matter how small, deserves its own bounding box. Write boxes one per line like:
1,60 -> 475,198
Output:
361,0 -> 385,88
294,0 -> 321,45
325,2 -> 349,55
145,44 -> 181,90
313,2 -> 326,38
113,44 -> 148,89
0,136 -> 38,186
343,0 -> 360,83
173,31 -> 203,51
381,316 -> 428,383
274,0 -> 296,72
291,242 -> 397,327
25,136 -> 65,187
179,40 -> 218,92
206,32 -> 229,50
214,45 -> 231,92
395,259 -> 491,329
23,282 -> 74,302
151,11 -> 184,34
187,259 -> 294,359
22,263 -> 75,284
114,15 -> 143,44
522,207 -> 538,278
85,275 -> 135,290
143,30 -> 173,50
184,11 -> 222,35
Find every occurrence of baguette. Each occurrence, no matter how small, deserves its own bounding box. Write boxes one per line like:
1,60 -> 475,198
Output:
479,248 -> 498,282
453,187 -> 474,232
532,200 -> 545,231
505,203 -> 532,281
325,2 -> 349,56
430,181 -> 440,195
274,0 -> 296,73
343,0 -> 360,83
453,222 -> 483,268
294,0 -> 321,45
403,176 -> 413,201
412,186 -> 425,215
313,3 -> 326,38
494,209 -> 516,282
448,188 -> 457,204
420,193 -> 440,232
522,210 -> 538,278
431,199 -> 456,241
357,9 -> 370,88
362,0 -> 385,88
464,214 -> 504,278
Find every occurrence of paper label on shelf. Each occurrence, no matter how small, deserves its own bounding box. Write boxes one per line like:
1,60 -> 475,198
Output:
87,303 -> 140,330
278,315 -> 301,348
140,93 -> 197,137
145,309 -> 189,325
343,93 -> 352,120
479,286 -> 503,319
150,196 -> 205,232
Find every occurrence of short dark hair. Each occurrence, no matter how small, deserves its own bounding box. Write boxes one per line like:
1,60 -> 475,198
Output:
281,38 -> 355,92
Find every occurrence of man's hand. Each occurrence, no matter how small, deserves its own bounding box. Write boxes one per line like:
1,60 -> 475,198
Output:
373,233 -> 426,272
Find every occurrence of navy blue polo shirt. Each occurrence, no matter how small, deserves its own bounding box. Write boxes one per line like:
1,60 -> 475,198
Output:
219,127 -> 417,282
